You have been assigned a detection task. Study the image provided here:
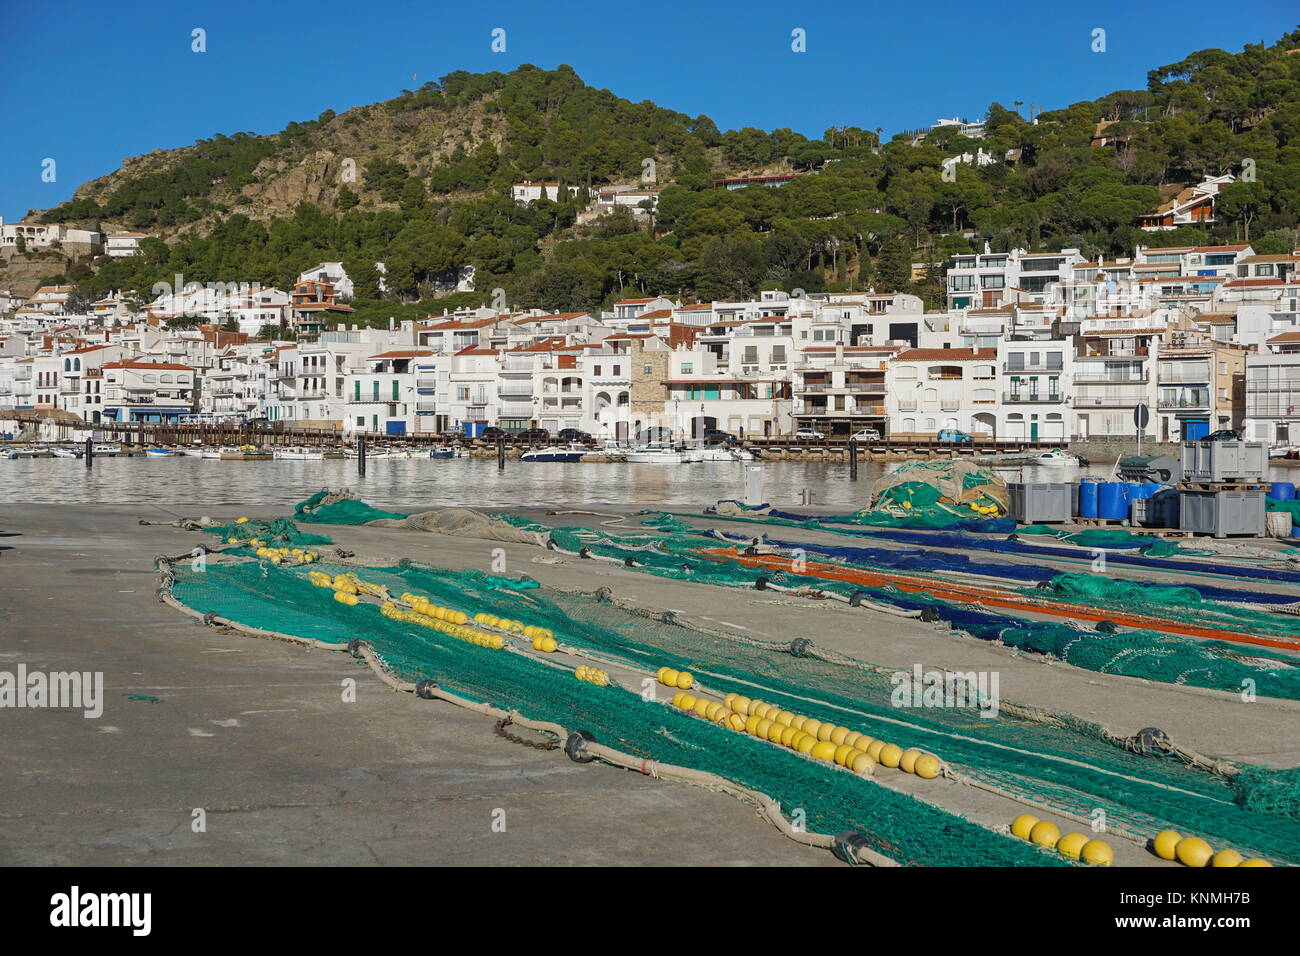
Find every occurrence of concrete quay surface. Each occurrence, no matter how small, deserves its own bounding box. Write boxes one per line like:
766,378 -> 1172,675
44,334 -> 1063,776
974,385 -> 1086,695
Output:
1,501 -> 1296,867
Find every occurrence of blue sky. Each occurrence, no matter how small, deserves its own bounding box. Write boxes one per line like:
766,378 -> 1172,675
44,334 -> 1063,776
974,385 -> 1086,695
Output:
3,0 -> 1297,221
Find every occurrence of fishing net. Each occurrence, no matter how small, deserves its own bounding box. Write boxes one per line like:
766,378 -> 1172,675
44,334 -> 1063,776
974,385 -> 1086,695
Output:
494,514 -> 1300,701
161,543 -> 1300,866
202,516 -> 333,547
1018,525 -> 1183,557
295,488 -> 408,525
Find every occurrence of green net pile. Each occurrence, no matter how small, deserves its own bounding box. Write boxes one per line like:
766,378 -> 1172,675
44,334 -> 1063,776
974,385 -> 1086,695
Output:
294,489 -> 408,525
204,516 -> 333,547
165,550 -> 1300,865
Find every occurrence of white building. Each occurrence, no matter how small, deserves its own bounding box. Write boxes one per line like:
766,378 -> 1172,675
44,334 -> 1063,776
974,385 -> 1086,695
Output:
886,347 -> 1000,438
0,217 -> 100,250
299,263 -> 354,301
105,232 -> 148,257
1244,333 -> 1300,446
997,338 -> 1073,440
511,182 -> 581,204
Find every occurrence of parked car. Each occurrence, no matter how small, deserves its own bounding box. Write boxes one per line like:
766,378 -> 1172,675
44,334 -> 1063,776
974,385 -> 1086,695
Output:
1203,429 -> 1241,442
701,428 -> 736,445
481,426 -> 507,441
936,428 -> 973,443
557,428 -> 591,442
849,428 -> 881,442
515,428 -> 550,443
794,427 -> 826,440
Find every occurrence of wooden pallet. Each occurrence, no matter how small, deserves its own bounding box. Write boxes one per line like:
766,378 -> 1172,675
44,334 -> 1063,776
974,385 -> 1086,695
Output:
1073,517 -> 1131,527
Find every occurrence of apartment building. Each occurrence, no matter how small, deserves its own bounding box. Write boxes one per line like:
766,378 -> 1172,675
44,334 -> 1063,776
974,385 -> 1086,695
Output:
342,349 -> 431,435
99,361 -> 196,423
886,347 -> 999,438
1244,332 -> 1300,446
945,248 -> 1085,310
792,344 -> 892,438
997,338 -> 1073,441
1154,341 -> 1246,441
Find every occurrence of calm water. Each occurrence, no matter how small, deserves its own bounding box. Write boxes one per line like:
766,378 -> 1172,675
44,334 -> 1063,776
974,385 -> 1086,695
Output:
0,455 -> 1131,511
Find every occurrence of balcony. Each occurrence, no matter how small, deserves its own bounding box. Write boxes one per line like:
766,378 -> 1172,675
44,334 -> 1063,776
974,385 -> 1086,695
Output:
1004,392 -> 1066,404
498,385 -> 534,399
1074,374 -> 1148,384
415,401 -> 438,412
416,378 -> 437,391
499,402 -> 536,418
1003,363 -> 1064,373
898,400 -> 918,412
1076,346 -> 1149,359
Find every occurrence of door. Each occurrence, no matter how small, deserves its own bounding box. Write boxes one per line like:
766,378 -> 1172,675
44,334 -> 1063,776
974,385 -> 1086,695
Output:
1030,421 -> 1038,441
1184,420 -> 1209,441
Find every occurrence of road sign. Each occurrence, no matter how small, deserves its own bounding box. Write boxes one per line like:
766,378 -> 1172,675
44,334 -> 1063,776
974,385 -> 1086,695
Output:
1133,403 -> 1150,429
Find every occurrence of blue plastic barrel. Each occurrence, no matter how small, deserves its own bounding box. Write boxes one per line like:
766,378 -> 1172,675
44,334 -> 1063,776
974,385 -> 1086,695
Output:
1269,482 -> 1295,501
1079,479 -> 1100,518
1097,482 -> 1131,520
1128,482 -> 1157,500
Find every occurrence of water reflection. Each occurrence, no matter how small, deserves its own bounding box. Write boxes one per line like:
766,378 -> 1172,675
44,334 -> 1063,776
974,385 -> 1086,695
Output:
0,456 -> 1159,510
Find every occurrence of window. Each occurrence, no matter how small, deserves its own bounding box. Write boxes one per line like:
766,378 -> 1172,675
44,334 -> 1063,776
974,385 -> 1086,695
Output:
356,416 -> 365,427
392,380 -> 399,401
457,387 -> 470,401
612,365 -> 620,375
372,381 -> 380,401
681,363 -> 693,374
594,366 -> 601,376
643,364 -> 652,375
354,381 -> 361,401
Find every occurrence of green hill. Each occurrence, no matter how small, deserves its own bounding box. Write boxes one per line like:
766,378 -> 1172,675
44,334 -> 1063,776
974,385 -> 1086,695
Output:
30,30 -> 1300,319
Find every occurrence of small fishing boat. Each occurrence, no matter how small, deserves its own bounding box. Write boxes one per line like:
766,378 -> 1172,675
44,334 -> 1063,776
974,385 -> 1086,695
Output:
219,444 -> 271,460
683,445 -> 754,463
625,442 -> 686,464
144,447 -> 178,457
429,446 -> 461,459
51,446 -> 80,459
274,446 -> 324,461
521,443 -> 588,463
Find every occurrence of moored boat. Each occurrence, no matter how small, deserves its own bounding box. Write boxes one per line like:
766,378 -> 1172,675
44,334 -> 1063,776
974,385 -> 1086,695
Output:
625,442 -> 686,464
521,442 -> 587,463
273,446 -> 324,461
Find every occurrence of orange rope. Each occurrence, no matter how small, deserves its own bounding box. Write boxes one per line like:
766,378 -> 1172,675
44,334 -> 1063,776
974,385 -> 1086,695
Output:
696,548 -> 1300,652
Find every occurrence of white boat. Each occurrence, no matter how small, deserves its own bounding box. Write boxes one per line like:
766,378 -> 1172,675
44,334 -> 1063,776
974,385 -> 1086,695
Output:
521,442 -> 588,463
51,447 -> 79,459
93,443 -> 122,456
200,448 -> 223,459
625,442 -> 686,464
274,446 -> 324,461
144,447 -> 178,457
1029,448 -> 1083,466
684,445 -> 754,462
177,447 -> 207,457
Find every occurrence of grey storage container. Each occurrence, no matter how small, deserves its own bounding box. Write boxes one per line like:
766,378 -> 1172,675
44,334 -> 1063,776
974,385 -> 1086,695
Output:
1178,490 -> 1266,538
1008,482 -> 1073,524
1180,441 -> 1268,482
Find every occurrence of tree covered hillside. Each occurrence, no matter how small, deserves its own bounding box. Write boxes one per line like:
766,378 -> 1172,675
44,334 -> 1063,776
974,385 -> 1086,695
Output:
36,29 -> 1300,322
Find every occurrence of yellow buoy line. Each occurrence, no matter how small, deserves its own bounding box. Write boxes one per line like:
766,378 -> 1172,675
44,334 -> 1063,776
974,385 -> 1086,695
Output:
294,561 -> 1274,868
1150,828 -> 1271,868
1009,813 -> 1114,865
655,668 -> 944,783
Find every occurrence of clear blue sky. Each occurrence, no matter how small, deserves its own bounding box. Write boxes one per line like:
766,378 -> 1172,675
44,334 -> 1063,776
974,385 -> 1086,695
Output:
3,0 -> 1296,221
